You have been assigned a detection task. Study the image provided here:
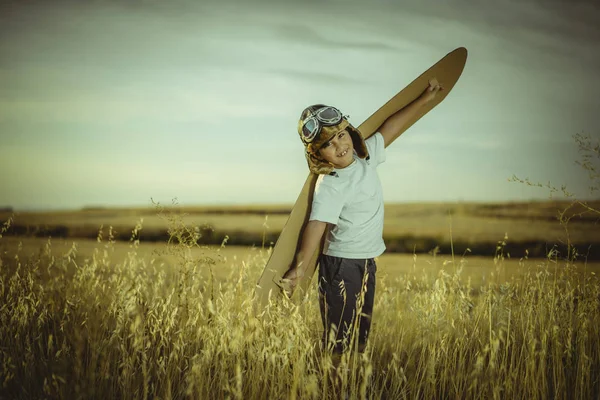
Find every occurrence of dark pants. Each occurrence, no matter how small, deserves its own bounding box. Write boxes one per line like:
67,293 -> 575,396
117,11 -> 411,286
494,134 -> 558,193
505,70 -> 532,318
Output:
318,254 -> 377,354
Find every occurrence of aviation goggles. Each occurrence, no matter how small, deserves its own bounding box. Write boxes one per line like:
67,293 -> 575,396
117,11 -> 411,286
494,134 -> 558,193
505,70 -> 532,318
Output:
300,106 -> 347,143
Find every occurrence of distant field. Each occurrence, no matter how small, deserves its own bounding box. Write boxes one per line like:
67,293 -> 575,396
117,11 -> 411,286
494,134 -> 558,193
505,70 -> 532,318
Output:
3,236 -> 599,290
1,200 -> 599,258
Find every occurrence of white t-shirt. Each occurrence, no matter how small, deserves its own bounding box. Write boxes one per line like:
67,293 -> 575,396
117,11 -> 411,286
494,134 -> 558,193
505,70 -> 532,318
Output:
309,132 -> 386,259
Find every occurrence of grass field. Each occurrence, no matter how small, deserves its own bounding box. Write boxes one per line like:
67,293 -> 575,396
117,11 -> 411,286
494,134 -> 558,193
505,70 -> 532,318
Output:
1,226 -> 599,398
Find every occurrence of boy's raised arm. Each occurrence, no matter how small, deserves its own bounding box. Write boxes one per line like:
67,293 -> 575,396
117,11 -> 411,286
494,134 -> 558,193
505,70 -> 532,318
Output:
379,79 -> 443,148
280,219 -> 327,295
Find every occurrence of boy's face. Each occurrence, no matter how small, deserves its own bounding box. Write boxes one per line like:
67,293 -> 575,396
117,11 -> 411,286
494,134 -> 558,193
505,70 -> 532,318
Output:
318,129 -> 355,169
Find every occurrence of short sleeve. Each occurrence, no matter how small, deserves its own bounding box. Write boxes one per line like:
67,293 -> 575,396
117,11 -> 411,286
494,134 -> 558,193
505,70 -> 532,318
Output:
309,175 -> 346,225
365,132 -> 386,166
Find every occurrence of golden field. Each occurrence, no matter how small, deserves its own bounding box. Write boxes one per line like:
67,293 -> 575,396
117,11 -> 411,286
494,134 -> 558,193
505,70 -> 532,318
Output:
1,204 -> 599,399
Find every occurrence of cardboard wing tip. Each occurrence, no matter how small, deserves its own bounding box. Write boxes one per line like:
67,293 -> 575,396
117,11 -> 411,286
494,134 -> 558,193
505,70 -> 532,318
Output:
450,46 -> 468,56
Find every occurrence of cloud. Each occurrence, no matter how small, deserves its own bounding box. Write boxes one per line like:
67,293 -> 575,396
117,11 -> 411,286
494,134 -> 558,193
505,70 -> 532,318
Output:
267,22 -> 397,52
0,65 -> 303,123
267,68 -> 367,85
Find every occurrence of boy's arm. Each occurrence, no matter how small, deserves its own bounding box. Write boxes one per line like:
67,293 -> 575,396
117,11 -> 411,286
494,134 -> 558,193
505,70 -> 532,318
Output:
281,219 -> 327,294
379,79 -> 443,148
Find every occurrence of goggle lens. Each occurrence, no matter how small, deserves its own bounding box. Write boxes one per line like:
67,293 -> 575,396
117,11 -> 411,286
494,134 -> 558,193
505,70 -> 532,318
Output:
317,107 -> 341,122
302,118 -> 318,139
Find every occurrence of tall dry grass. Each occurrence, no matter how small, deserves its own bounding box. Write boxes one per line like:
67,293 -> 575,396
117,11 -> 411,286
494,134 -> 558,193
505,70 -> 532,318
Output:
2,132 -> 599,399
0,207 -> 599,399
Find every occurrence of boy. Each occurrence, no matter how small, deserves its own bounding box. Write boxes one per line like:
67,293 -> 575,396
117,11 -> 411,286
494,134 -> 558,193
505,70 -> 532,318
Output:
282,79 -> 443,354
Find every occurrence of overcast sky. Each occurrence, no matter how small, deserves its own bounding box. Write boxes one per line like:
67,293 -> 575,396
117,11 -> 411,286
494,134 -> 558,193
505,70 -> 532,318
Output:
1,0 -> 599,210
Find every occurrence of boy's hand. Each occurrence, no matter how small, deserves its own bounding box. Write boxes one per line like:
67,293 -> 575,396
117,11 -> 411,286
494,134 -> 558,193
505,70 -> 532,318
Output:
280,266 -> 304,297
418,78 -> 444,104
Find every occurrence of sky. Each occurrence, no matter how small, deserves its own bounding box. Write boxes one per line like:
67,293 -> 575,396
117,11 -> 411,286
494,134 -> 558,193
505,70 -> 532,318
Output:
1,0 -> 599,210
